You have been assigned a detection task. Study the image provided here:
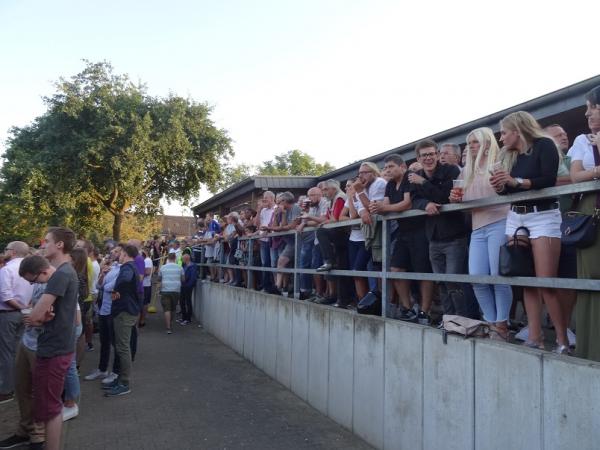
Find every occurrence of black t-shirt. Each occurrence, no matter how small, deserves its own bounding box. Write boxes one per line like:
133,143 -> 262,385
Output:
37,262 -> 79,358
385,173 -> 424,232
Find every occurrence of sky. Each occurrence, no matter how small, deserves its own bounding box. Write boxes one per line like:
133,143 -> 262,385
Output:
1,0 -> 598,215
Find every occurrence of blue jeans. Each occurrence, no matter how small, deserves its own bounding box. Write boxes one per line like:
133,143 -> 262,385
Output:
299,240 -> 314,292
64,324 -> 82,402
259,241 -> 273,290
429,237 -> 478,318
469,219 -> 513,322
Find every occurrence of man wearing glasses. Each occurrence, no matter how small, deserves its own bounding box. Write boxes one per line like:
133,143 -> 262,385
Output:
0,241 -> 33,405
409,140 -> 477,319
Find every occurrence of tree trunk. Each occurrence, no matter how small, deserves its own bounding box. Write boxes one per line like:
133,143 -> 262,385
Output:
112,212 -> 124,241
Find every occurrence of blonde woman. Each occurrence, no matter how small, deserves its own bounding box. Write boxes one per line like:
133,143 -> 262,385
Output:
490,111 -> 567,353
450,128 -> 512,340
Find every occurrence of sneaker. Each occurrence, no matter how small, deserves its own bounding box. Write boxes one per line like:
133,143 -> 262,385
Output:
101,379 -> 119,390
85,343 -> 94,352
0,434 -> 29,449
62,404 -> 79,422
315,296 -> 336,305
175,318 -> 183,324
180,320 -> 189,326
0,393 -> 14,405
417,311 -> 432,326
167,329 -> 172,334
386,303 -> 398,319
197,324 -> 203,328
104,384 -> 131,397
101,372 -> 118,385
84,369 -> 108,381
567,328 -> 576,348
397,307 -> 417,322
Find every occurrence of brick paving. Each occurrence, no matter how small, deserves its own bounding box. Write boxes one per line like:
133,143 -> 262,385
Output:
59,313 -> 372,450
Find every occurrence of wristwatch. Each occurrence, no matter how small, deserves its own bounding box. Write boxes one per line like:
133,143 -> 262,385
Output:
514,177 -> 524,187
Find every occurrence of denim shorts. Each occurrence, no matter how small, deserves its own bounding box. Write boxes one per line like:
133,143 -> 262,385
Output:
505,209 -> 562,239
348,240 -> 370,271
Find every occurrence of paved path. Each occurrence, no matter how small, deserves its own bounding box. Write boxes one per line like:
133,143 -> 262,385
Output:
63,313 -> 372,450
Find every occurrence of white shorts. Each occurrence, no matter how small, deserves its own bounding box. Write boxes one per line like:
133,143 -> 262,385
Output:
505,209 -> 562,239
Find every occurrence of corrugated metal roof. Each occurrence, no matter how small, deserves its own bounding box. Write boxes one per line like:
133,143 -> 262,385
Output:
193,176 -> 318,212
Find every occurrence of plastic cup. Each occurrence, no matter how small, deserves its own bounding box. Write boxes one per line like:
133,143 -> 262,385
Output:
452,180 -> 465,200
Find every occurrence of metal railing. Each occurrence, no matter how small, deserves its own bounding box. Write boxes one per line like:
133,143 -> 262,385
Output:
193,180 -> 600,318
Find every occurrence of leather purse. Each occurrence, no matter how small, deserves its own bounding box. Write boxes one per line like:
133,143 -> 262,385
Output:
561,144 -> 600,248
499,226 -> 535,277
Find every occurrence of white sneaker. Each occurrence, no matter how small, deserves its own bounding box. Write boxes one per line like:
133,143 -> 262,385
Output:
62,404 -> 79,422
101,372 -> 118,385
515,326 -> 529,342
84,369 -> 108,381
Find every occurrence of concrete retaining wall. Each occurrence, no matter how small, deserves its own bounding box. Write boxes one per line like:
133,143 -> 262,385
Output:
193,282 -> 600,450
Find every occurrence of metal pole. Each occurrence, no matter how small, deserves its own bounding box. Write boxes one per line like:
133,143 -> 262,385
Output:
381,216 -> 389,318
247,236 -> 253,289
293,231 -> 300,298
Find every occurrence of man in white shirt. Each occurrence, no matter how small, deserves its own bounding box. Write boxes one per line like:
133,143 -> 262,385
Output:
353,162 -> 387,225
158,253 -> 184,334
255,191 -> 276,291
0,241 -> 33,404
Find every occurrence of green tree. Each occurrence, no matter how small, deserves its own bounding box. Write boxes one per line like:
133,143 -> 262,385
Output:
258,149 -> 334,176
210,163 -> 256,194
1,61 -> 232,241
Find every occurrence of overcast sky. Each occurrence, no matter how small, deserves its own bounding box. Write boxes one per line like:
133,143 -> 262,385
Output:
1,0 -> 598,214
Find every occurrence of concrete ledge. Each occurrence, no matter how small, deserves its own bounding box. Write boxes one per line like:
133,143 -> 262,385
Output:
291,301 -> 309,401
197,282 -> 600,450
307,306 -> 330,415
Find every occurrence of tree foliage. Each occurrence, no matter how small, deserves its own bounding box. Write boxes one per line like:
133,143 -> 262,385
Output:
210,150 -> 335,194
258,149 -> 334,176
0,61 -> 232,241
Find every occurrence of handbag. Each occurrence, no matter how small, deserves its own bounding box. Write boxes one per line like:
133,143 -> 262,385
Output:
499,226 -> 535,277
442,315 -> 489,340
561,144 -> 600,248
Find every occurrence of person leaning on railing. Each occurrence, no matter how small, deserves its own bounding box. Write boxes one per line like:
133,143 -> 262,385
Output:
567,85 -> 600,361
449,127 -> 512,340
489,111 -> 568,353
315,179 -> 349,305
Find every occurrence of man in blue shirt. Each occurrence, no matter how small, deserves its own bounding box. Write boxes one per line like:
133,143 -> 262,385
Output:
104,245 -> 141,397
179,254 -> 198,325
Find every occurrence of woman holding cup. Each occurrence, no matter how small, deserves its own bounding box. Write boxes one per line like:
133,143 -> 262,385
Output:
449,127 -> 512,340
489,111 -> 566,353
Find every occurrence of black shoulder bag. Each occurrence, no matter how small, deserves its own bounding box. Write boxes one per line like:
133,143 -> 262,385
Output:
499,226 -> 535,277
561,144 -> 600,248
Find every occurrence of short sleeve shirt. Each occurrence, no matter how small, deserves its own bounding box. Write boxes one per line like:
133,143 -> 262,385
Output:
159,262 -> 184,293
386,173 -> 424,232
568,134 -> 597,170
143,257 -> 153,287
37,263 -> 79,358
283,204 -> 302,245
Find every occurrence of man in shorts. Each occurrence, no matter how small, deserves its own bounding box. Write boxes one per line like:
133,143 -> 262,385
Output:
25,227 -> 78,450
158,253 -> 184,334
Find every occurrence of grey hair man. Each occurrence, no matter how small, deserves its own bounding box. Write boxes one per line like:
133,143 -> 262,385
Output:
439,143 -> 462,167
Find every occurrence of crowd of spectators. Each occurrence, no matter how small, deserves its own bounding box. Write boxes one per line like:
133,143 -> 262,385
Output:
0,230 -> 199,449
195,85 -> 600,362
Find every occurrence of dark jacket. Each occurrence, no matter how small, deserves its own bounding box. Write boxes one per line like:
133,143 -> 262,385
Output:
182,263 -> 198,289
411,163 -> 468,241
112,261 -> 141,317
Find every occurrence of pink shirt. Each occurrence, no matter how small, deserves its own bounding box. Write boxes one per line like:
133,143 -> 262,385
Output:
463,172 -> 510,230
0,257 -> 34,310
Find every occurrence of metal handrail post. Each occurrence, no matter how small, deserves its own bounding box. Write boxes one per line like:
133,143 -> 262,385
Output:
293,231 -> 300,298
247,237 -> 253,289
381,216 -> 389,318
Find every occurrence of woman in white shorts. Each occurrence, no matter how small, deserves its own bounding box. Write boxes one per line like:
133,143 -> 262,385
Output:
490,111 -> 568,353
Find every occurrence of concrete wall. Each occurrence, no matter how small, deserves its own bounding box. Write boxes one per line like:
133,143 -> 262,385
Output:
194,282 -> 600,450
